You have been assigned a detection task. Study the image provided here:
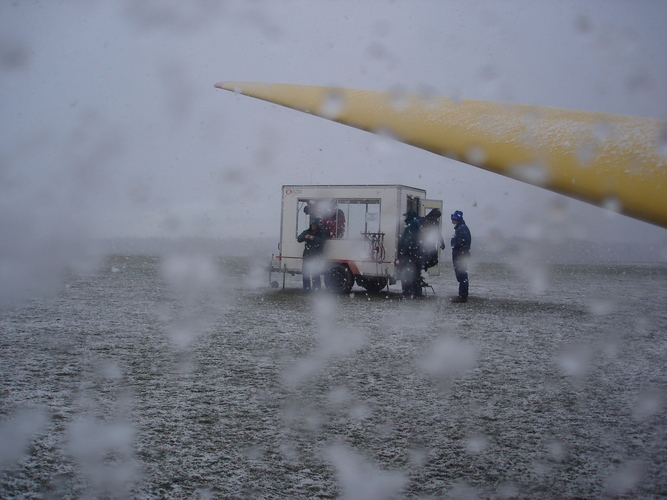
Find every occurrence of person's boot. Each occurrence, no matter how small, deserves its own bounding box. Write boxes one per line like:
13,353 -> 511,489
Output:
450,295 -> 467,303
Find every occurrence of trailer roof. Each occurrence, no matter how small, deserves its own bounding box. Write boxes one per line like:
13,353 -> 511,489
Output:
282,184 -> 426,191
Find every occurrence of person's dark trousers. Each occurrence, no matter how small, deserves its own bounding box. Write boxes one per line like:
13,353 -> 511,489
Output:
302,259 -> 321,291
400,259 -> 421,296
302,274 -> 321,290
452,251 -> 469,298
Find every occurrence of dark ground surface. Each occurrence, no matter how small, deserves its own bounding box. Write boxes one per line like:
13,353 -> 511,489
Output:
1,256 -> 666,499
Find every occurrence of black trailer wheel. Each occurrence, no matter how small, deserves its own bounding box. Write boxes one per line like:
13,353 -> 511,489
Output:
325,264 -> 354,294
356,276 -> 388,293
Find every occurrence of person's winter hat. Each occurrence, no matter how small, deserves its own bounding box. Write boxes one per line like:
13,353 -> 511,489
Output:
451,210 -> 464,222
426,208 -> 442,220
403,209 -> 418,220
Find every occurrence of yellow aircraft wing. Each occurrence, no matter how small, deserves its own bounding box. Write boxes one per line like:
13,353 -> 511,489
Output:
215,81 -> 667,229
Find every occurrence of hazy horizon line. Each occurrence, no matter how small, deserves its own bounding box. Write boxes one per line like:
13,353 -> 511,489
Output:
94,236 -> 666,264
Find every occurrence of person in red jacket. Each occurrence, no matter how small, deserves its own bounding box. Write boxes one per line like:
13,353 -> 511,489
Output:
305,200 -> 345,239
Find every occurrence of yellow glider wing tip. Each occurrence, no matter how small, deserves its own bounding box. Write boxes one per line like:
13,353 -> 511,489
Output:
213,81 -> 667,229
214,81 -> 276,93
214,82 -> 233,91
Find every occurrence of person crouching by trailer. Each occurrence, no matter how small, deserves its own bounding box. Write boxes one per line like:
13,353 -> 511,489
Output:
397,209 -> 423,298
297,218 -> 327,291
450,210 -> 471,303
421,208 -> 446,270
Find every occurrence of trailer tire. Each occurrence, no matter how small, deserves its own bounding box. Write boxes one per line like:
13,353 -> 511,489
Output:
357,276 -> 388,293
325,264 -> 354,294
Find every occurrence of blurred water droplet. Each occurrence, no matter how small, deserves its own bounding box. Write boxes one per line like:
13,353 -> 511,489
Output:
304,410 -> 323,432
283,294 -> 365,387
557,342 -> 592,380
162,253 -> 218,291
548,199 -> 567,221
371,128 -> 399,157
125,1 -> 224,33
282,357 -> 319,387
466,146 -> 487,165
657,124 -> 667,158
349,402 -> 370,420
419,335 -> 477,382
508,247 -> 550,294
510,162 -> 549,186
160,252 -> 227,347
244,445 -> 264,460
0,408 -> 49,469
577,141 -> 598,165
466,434 -> 488,453
547,439 -> 566,462
625,73 -> 650,94
0,39 -> 30,70
478,64 -> 499,83
447,482 -> 479,500
601,196 -> 621,213
587,294 -> 616,315
592,120 -> 613,142
320,90 -> 345,119
247,259 -> 269,289
367,40 -> 386,60
523,221 -> 542,240
326,444 -> 408,500
604,460 -> 645,495
575,14 -> 593,34
196,488 -> 215,500
389,90 -> 410,111
327,385 -> 350,405
67,417 -> 139,497
98,360 -> 123,380
632,388 -> 664,421
416,85 -> 439,106
497,482 -> 520,499
176,357 -> 195,374
408,446 -> 428,467
601,332 -> 620,358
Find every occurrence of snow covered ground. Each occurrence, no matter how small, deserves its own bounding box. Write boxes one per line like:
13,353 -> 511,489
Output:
1,255 -> 665,499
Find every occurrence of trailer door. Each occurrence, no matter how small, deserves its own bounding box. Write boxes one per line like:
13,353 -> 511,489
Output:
422,199 -> 444,276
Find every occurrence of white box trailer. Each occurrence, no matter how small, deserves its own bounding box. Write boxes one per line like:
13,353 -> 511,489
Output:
270,185 -> 444,293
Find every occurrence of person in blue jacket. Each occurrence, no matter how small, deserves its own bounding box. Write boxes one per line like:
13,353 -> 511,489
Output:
297,218 -> 327,291
397,209 -> 423,297
450,210 -> 471,302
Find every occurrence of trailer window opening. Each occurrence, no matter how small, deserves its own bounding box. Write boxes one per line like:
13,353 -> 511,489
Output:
406,195 -> 420,214
297,198 -> 380,239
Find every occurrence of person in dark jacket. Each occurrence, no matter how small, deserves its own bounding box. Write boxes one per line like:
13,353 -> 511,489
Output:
297,218 -> 327,291
397,209 -> 423,297
421,208 -> 446,270
450,210 -> 471,302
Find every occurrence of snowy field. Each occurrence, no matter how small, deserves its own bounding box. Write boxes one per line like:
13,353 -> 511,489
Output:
1,255 -> 666,499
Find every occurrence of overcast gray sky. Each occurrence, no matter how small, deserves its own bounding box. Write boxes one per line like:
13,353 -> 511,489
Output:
1,0 -> 666,259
